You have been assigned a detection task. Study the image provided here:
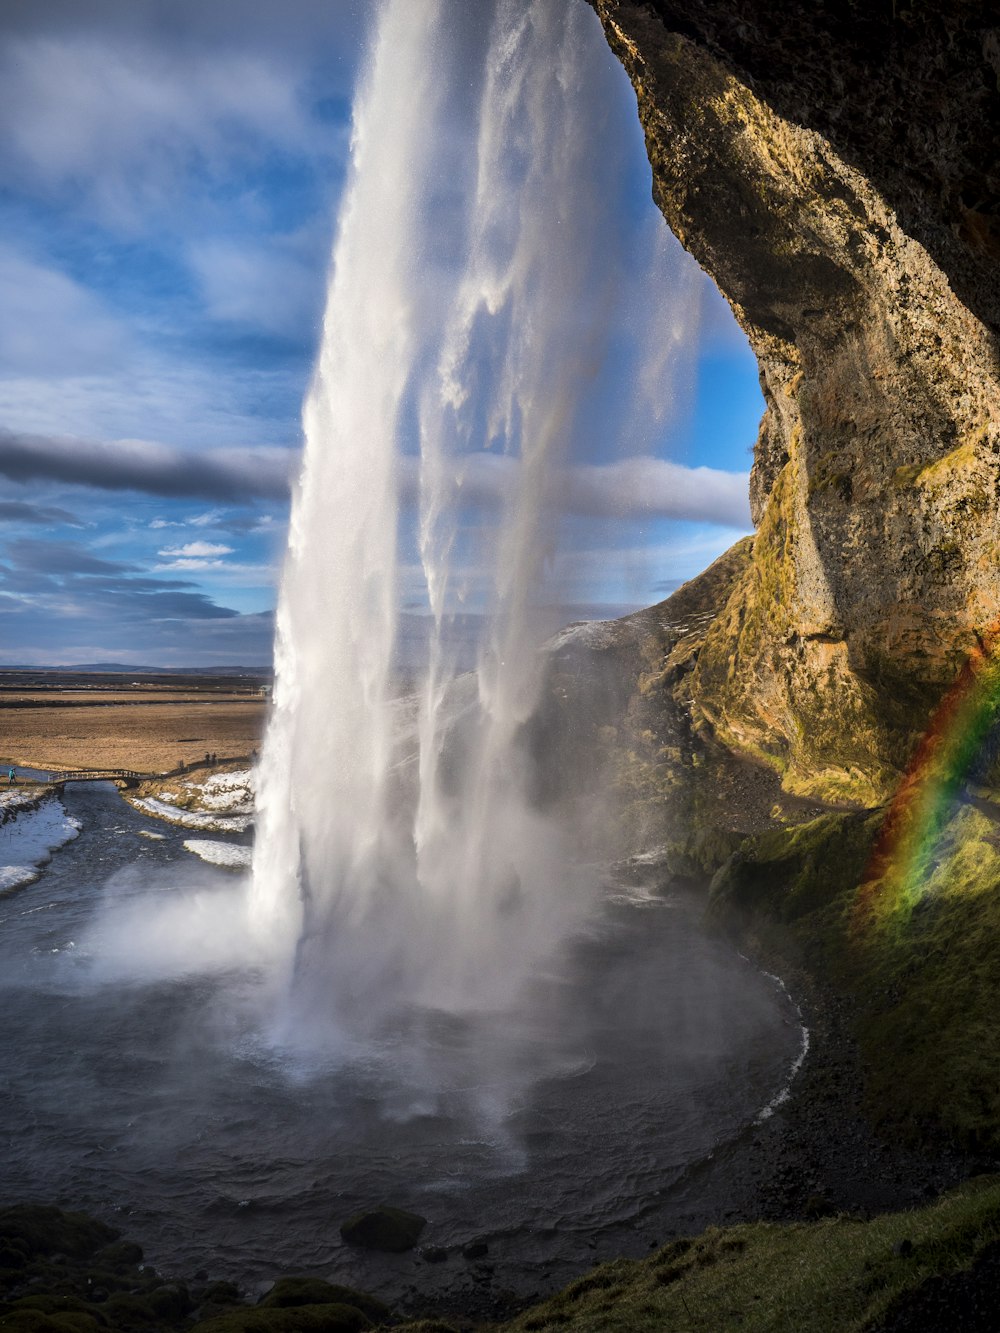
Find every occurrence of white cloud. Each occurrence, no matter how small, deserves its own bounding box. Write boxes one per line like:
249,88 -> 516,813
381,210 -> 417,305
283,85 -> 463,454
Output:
397,452 -> 751,528
157,541 -> 234,559
155,557 -> 228,571
562,457 -> 751,528
189,239 -> 323,339
0,36 -> 317,227
0,246 -> 128,376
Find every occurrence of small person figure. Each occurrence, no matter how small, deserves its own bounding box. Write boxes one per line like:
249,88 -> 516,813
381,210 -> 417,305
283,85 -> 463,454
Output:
7,767 -> 15,785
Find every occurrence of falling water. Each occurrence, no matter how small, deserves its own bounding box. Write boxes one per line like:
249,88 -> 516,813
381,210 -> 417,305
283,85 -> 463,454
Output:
250,0 -> 699,1041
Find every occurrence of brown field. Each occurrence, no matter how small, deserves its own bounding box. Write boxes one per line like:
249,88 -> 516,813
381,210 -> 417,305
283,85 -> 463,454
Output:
0,673 -> 269,774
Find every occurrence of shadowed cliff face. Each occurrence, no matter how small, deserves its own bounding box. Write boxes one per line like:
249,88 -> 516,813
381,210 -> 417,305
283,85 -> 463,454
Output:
589,0 -> 1000,803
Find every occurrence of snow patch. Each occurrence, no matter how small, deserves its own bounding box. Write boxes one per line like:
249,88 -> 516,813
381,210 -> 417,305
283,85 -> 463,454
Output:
0,795 -> 81,892
189,769 -> 256,814
183,839 -> 252,869
128,797 -> 252,833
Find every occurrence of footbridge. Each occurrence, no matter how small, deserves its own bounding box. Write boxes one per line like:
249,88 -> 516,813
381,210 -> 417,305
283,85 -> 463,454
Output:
38,752 -> 257,789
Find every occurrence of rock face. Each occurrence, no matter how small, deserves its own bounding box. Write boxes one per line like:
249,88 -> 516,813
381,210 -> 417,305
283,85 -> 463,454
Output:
588,0 -> 1000,803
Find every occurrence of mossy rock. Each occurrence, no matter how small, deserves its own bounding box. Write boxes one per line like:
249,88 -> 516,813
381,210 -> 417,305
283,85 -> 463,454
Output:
259,1279 -> 388,1321
97,1293 -> 163,1328
0,1207 -> 118,1261
339,1206 -> 426,1253
9,1298 -> 102,1321
193,1304 -> 372,1333
0,1312 -> 102,1333
394,1323 -> 461,1333
200,1282 -> 241,1308
144,1284 -> 191,1321
93,1242 -> 143,1272
0,1242 -> 29,1271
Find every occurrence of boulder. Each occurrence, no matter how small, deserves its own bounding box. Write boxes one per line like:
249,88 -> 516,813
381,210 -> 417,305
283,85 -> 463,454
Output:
419,1247 -> 448,1264
339,1207 -> 426,1253
259,1278 -> 388,1321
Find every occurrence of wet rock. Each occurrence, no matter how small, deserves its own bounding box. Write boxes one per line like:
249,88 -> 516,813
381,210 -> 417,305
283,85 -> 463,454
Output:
339,1206 -> 426,1253
461,1240 -> 488,1260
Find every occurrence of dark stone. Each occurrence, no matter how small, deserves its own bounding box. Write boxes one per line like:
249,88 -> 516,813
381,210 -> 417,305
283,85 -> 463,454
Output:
339,1206 -> 426,1253
259,1277 -> 389,1321
420,1246 -> 448,1264
461,1240 -> 488,1260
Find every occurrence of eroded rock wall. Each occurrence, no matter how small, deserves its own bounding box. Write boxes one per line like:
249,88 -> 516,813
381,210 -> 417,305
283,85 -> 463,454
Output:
589,0 -> 1000,802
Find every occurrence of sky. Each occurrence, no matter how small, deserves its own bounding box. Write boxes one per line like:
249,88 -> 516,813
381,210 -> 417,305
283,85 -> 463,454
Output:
0,0 -> 763,668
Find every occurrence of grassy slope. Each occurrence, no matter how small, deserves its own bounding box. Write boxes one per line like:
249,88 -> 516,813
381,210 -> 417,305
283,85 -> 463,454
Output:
485,1176 -> 1000,1333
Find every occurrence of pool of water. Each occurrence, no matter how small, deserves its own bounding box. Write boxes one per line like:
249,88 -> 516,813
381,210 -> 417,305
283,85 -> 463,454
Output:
0,781 -> 803,1310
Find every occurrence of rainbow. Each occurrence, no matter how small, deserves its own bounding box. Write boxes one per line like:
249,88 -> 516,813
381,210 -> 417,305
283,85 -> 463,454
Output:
853,628 -> 1000,932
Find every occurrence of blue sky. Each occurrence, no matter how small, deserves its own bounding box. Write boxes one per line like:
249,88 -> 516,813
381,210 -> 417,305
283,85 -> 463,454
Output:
0,0 -> 762,668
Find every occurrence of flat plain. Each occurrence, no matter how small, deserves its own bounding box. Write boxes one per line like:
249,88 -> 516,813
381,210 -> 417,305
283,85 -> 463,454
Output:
0,669 -> 270,774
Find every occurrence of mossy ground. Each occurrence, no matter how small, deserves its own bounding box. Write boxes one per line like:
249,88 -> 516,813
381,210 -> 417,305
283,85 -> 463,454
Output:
708,795 -> 1000,1150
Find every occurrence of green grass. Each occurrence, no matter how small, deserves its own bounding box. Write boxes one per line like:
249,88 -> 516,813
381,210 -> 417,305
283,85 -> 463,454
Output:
482,1176 -> 1000,1332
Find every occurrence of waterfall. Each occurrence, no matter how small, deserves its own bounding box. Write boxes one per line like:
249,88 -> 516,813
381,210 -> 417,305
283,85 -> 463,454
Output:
250,0 -> 698,1043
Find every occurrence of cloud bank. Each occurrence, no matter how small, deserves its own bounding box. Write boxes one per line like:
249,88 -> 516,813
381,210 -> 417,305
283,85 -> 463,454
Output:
0,429 -> 750,527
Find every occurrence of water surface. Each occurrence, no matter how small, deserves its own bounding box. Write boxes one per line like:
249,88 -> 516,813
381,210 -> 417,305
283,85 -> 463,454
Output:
0,782 -> 802,1307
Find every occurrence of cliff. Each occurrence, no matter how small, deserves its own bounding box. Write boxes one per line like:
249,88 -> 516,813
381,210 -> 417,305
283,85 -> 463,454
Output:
588,0 -> 1000,804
